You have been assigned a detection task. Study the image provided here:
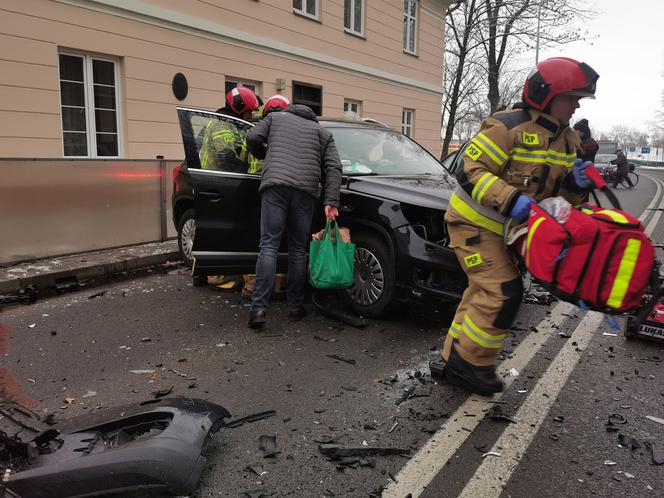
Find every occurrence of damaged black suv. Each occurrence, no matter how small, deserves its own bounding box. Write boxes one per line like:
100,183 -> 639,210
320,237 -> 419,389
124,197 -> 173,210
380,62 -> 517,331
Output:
174,108 -> 465,317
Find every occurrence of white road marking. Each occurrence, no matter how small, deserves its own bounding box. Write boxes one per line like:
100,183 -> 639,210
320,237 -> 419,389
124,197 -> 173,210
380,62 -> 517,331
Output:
641,175 -> 664,235
383,302 -> 575,498
458,311 -> 604,497
638,174 -> 662,224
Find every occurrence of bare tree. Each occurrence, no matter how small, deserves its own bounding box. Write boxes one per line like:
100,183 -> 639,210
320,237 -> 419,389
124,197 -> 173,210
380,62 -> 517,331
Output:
606,124 -> 649,150
479,0 -> 595,113
441,0 -> 485,157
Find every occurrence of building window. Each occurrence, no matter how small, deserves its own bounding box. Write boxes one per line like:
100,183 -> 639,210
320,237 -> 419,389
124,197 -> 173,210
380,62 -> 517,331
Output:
402,108 -> 414,137
344,0 -> 364,36
293,82 -> 322,115
224,78 -> 261,97
293,0 -> 319,20
403,0 -> 418,54
58,52 -> 121,157
344,99 -> 362,117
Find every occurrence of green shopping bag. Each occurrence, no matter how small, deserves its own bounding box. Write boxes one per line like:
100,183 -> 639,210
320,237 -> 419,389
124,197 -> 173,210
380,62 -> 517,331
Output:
308,220 -> 356,289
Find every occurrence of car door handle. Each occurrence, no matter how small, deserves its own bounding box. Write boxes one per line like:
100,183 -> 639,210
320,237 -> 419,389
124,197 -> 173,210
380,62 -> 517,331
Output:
200,191 -> 223,201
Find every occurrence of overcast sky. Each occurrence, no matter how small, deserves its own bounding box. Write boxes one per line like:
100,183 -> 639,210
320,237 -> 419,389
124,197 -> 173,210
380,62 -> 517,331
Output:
519,0 -> 664,134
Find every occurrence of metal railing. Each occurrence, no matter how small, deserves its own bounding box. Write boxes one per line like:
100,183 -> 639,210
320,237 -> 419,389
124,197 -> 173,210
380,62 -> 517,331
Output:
0,158 -> 180,265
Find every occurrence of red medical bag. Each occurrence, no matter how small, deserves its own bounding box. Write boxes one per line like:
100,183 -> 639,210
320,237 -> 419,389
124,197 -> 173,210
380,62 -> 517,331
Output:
519,203 -> 655,314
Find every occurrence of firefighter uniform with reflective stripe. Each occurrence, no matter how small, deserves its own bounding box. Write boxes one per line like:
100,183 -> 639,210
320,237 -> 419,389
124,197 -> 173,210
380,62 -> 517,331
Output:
199,119 -> 247,172
443,107 -> 586,367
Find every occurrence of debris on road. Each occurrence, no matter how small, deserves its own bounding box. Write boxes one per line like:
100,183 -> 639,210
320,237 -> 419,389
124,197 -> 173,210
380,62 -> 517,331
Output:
487,405 -> 517,424
508,368 -> 519,377
259,435 -> 278,458
87,290 -> 107,299
482,451 -> 501,459
395,386 -> 416,406
151,386 -> 174,399
646,415 -> 664,425
617,433 -> 642,451
81,390 -> 97,399
0,285 -> 38,305
225,410 -> 276,428
128,369 -> 155,375
645,442 -> 664,465
245,465 -> 266,477
326,354 -> 356,365
388,422 -> 399,433
318,444 -> 409,459
53,275 -> 80,293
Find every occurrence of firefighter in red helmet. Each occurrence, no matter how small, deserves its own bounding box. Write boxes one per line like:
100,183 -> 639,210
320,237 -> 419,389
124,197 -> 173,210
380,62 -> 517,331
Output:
199,86 -> 260,172
201,86 -> 260,291
430,57 -> 599,395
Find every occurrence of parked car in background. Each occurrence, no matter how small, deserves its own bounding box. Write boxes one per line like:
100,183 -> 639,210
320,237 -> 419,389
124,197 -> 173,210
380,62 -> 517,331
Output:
174,108 -> 466,317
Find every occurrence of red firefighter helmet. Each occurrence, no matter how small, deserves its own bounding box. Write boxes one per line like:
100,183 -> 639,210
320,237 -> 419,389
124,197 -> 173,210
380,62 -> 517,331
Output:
522,57 -> 599,111
226,86 -> 260,116
261,94 -> 290,117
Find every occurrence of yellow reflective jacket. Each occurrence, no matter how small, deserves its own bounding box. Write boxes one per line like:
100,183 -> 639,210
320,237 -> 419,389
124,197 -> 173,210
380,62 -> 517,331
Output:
446,107 -> 585,235
199,119 -> 246,171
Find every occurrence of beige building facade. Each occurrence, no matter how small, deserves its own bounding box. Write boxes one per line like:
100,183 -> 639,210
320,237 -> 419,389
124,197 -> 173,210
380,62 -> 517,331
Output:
0,0 -> 451,160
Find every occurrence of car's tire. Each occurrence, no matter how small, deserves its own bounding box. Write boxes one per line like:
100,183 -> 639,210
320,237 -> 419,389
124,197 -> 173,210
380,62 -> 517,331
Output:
342,232 -> 396,318
177,208 -> 196,268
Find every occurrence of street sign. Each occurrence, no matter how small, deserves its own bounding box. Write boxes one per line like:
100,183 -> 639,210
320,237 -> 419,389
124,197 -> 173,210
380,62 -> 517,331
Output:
642,147 -> 651,154
629,146 -> 636,152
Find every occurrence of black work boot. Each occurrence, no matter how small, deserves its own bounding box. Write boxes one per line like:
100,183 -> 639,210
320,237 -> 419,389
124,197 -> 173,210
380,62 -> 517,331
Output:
434,348 -> 503,396
248,309 -> 266,329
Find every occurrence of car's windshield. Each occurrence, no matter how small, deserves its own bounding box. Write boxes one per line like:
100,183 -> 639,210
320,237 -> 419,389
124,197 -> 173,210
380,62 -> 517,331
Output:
329,126 -> 447,177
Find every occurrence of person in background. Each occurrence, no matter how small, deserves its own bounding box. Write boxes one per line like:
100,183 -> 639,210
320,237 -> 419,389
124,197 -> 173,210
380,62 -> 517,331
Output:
245,103 -> 342,329
610,148 -> 633,188
573,118 -> 599,162
241,95 -> 291,301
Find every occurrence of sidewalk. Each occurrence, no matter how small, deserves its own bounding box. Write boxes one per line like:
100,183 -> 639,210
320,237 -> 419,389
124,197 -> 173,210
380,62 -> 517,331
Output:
0,240 -> 180,295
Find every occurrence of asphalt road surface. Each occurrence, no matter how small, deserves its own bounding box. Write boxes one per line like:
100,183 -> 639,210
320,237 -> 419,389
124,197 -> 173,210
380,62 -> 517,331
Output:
2,170 -> 663,498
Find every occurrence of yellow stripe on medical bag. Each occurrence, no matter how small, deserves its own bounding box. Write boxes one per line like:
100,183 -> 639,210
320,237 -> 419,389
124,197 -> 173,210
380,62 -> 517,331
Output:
526,216 -> 546,268
607,239 -> 641,309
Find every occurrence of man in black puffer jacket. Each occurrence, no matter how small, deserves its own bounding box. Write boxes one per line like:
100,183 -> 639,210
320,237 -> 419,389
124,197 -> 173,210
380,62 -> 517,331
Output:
245,104 -> 342,328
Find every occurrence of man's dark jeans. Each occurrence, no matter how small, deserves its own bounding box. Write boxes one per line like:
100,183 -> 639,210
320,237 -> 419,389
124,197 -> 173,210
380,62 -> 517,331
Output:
251,186 -> 315,313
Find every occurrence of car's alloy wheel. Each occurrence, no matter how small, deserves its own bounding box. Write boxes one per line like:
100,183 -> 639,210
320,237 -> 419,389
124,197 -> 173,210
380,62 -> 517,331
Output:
178,209 -> 196,268
348,247 -> 385,306
343,233 -> 395,318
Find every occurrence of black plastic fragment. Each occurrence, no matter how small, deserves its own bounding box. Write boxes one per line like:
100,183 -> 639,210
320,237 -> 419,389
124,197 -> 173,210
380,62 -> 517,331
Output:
0,284 -> 38,305
318,444 -> 409,459
326,354 -> 356,365
395,386 -> 416,406
487,405 -> 517,424
259,434 -> 277,458
87,290 -> 107,299
151,386 -> 174,399
617,432 -> 642,451
53,276 -> 80,293
225,410 -> 276,428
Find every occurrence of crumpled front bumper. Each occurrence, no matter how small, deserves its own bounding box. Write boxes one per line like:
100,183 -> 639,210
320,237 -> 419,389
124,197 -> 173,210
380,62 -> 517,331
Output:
4,397 -> 230,498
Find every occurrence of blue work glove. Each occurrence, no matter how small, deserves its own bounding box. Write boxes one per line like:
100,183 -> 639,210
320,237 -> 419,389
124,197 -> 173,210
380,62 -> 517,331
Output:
572,158 -> 593,189
509,194 -> 535,223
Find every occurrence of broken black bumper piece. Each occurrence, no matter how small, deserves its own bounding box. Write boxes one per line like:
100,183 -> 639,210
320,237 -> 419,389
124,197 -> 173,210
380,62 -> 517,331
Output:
4,397 -> 230,498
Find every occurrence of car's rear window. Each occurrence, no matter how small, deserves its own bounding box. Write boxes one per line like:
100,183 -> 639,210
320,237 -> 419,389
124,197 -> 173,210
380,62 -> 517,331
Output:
329,127 -> 450,178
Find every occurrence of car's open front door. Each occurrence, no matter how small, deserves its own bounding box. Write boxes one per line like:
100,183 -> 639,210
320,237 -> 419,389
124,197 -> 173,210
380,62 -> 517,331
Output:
177,107 -> 268,276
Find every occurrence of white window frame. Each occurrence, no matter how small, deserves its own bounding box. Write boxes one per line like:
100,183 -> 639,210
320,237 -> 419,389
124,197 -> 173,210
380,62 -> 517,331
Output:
293,0 -> 320,21
344,99 -> 362,117
402,108 -> 414,137
224,77 -> 261,96
403,0 -> 418,55
344,0 -> 365,37
58,50 -> 123,158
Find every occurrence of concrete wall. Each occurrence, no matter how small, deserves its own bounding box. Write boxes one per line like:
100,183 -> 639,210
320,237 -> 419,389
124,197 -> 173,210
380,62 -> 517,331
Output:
0,0 -> 450,159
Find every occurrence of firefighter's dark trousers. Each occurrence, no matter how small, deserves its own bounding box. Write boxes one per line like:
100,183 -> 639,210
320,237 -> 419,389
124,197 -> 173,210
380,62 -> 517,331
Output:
442,223 -> 523,367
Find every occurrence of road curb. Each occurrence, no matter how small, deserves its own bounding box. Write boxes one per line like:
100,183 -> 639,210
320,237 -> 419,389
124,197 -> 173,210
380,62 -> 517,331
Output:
0,247 -> 180,295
